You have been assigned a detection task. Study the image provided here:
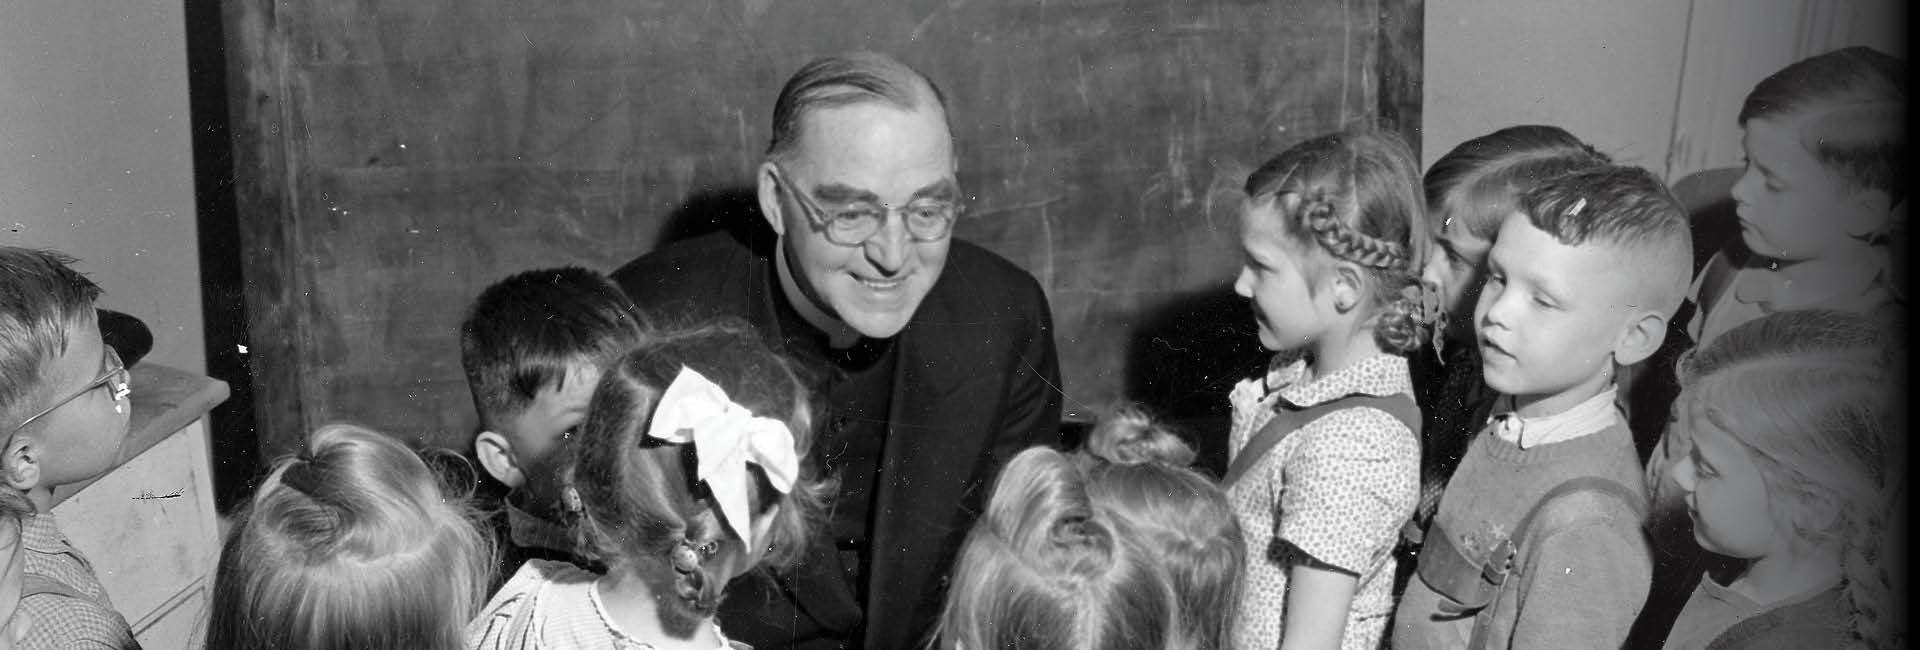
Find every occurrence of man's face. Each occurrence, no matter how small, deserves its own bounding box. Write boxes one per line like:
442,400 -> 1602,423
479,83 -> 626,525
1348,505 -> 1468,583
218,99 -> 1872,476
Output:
772,101 -> 955,340
498,363 -> 601,512
1474,214 -> 1634,409
1730,115 -> 1876,261
24,316 -> 133,487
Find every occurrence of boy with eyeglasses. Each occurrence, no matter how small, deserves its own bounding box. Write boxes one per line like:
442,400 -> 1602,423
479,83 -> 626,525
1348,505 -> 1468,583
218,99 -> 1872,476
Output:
0,246 -> 140,650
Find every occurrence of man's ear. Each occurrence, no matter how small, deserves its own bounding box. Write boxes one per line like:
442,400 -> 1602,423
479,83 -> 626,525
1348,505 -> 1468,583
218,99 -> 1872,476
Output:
1613,309 -> 1669,367
757,161 -> 788,237
2,435 -> 43,493
474,431 -> 524,489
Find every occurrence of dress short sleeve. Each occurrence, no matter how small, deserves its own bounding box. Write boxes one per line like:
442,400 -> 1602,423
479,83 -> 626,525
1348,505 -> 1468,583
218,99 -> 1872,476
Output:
1277,408 -> 1420,573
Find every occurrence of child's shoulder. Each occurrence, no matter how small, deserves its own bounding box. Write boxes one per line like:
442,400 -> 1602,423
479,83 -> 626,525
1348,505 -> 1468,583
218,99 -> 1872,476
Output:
499,559 -> 595,599
468,560 -> 604,650
18,574 -> 137,648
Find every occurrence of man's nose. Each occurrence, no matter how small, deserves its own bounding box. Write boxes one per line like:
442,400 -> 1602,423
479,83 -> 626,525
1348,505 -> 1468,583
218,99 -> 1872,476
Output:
864,214 -> 912,274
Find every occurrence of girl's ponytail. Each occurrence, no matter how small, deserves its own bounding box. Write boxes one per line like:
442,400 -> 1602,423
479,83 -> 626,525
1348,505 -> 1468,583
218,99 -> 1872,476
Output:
1085,403 -> 1197,467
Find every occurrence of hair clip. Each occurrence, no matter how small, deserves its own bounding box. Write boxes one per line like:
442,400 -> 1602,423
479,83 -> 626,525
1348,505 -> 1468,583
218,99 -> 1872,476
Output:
561,485 -> 584,513
1567,197 -> 1588,217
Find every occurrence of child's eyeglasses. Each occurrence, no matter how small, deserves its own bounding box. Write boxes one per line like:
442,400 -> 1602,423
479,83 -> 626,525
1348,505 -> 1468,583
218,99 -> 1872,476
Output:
769,164 -> 961,247
9,346 -> 131,438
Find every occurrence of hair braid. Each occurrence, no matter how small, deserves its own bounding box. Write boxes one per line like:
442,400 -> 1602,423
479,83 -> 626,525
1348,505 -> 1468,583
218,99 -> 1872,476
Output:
1247,129 -> 1433,355
1299,190 -> 1409,270
1842,474 -> 1904,649
1842,508 -> 1893,647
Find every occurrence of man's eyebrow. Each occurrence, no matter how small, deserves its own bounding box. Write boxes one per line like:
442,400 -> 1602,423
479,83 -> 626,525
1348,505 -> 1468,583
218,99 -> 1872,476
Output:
910,178 -> 960,201
812,178 -> 959,205
813,183 -> 881,205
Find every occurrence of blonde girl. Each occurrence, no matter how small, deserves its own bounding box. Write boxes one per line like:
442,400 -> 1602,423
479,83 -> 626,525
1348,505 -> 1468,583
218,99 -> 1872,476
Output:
1225,128 -> 1437,649
208,424 -> 495,650
935,404 -> 1244,650
1664,309 -> 1903,649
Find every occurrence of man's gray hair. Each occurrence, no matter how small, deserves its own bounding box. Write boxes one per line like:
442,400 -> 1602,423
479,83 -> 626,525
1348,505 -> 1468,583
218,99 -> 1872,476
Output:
765,51 -> 949,161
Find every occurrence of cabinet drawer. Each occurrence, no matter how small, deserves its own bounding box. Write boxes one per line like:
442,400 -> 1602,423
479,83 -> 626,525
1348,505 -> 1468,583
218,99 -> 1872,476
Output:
51,420 -> 220,639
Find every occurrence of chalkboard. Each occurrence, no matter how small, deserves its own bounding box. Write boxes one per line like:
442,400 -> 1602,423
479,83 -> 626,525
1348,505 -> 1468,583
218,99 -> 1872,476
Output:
222,0 -> 1422,461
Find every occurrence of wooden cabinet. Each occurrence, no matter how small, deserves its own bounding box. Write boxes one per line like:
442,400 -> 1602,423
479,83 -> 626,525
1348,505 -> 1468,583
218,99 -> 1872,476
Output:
52,364 -> 227,650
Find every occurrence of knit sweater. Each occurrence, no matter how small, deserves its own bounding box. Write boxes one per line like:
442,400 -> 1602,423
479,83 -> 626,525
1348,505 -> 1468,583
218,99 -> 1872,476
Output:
1392,419 -> 1651,650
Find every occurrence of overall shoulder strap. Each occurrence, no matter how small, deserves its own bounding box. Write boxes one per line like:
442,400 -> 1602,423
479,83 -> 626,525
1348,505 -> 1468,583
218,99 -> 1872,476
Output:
1340,393 -> 1421,434
20,572 -> 88,601
1512,477 -> 1645,540
1221,392 -> 1418,487
1465,477 -> 1643,649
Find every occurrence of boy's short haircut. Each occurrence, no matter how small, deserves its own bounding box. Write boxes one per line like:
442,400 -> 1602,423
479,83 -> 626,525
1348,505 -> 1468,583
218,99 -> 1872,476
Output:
0,247 -> 104,427
459,267 -> 648,430
1425,125 -> 1613,241
1740,46 -> 1907,204
1519,165 -> 1693,314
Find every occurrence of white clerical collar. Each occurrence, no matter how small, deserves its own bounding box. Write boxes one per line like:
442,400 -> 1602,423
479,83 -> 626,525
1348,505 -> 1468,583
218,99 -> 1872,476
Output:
774,238 -> 861,349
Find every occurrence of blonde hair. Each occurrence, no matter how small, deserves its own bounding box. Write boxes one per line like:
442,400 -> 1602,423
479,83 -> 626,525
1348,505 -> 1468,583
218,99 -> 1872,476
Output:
935,405 -> 1244,650
1678,309 -> 1904,649
1244,128 -> 1435,354
207,425 -> 494,650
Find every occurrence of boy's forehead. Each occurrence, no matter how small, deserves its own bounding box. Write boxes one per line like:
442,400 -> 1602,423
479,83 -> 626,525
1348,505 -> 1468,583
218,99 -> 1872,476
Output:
1491,214 -> 1627,282
1743,116 -> 1833,181
516,362 -> 601,418
47,314 -> 107,389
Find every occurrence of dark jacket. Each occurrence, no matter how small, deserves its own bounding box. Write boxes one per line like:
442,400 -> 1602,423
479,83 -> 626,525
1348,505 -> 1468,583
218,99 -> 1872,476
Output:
612,231 -> 1064,649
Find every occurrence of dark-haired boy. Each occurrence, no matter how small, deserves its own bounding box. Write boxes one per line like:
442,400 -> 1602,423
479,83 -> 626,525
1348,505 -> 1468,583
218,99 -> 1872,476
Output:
460,266 -> 648,579
1393,166 -> 1692,649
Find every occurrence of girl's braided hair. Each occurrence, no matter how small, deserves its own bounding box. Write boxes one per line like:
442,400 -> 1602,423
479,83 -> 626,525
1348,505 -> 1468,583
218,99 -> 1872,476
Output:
1680,309 -> 1905,649
1245,128 -> 1437,354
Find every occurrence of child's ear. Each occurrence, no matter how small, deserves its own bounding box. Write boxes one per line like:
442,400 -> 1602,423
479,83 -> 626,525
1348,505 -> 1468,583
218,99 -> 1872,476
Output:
1842,186 -> 1896,239
473,431 -> 525,489
1328,263 -> 1365,313
1783,486 -> 1845,540
756,161 -> 788,238
1612,309 -> 1668,367
2,435 -> 43,494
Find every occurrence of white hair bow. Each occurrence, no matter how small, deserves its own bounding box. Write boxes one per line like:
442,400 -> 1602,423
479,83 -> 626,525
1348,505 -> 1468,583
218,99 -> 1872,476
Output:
646,366 -> 799,551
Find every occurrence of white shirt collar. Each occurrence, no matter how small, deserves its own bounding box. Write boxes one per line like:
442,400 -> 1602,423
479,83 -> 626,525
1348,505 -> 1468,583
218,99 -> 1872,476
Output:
1490,387 -> 1621,450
